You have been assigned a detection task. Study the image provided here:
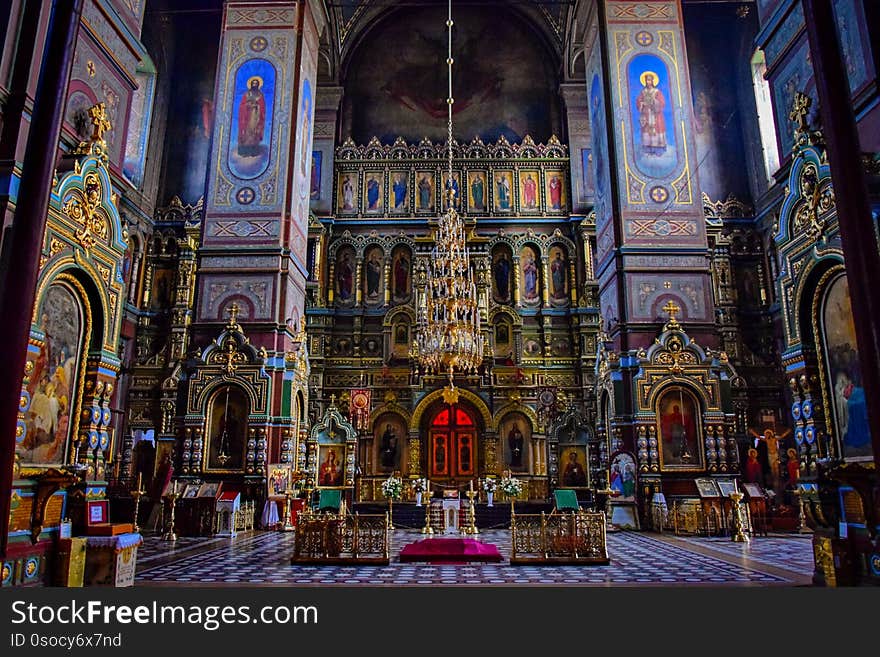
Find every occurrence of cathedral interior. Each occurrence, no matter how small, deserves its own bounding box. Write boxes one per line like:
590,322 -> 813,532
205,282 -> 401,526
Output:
1,0 -> 878,589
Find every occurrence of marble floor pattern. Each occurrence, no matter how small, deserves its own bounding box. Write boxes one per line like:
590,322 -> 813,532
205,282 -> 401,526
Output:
135,529 -> 814,586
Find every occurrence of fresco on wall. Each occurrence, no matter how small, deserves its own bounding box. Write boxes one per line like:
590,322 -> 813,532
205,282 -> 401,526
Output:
20,284 -> 83,466
123,71 -> 154,187
834,0 -> 872,94
228,59 -> 276,180
772,38 -> 816,155
160,13 -> 220,203
628,54 -> 678,178
292,68 -> 316,267
341,5 -> 561,143
580,149 -> 595,200
589,72 -> 611,231
683,5 -> 754,202
822,275 -> 872,460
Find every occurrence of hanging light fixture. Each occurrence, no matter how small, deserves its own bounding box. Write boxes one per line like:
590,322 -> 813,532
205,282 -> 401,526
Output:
415,0 -> 483,389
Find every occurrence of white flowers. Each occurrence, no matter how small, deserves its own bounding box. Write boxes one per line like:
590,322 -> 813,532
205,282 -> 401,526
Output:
499,476 -> 522,497
381,475 -> 403,500
410,478 -> 427,493
482,478 -> 497,493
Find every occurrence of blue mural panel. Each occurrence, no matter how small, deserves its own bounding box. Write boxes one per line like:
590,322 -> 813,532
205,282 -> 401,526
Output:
834,0 -> 873,94
580,148 -> 595,200
628,54 -> 678,179
228,58 -> 276,180
590,74 -> 610,227
683,4 -> 754,202
158,12 -> 220,203
771,37 -> 816,155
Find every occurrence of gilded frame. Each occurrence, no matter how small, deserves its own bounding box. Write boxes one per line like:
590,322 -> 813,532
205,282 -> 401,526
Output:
315,443 -> 348,489
812,266 -> 873,462
655,385 -> 705,472
19,273 -> 92,471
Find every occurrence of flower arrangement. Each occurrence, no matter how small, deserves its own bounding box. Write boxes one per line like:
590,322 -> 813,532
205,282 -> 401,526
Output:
499,476 -> 522,497
482,478 -> 497,493
381,475 -> 403,500
410,478 -> 427,494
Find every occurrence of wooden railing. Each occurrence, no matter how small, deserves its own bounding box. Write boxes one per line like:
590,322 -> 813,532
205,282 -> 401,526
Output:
510,510 -> 609,564
290,510 -> 390,564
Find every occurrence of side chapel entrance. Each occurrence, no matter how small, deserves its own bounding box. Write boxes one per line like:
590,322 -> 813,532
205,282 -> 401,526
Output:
428,404 -> 477,484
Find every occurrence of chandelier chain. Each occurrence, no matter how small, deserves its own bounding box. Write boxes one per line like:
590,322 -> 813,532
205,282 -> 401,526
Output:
415,0 -> 484,387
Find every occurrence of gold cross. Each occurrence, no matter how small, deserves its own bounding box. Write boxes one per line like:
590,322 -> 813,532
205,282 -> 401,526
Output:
789,92 -> 811,134
663,300 -> 680,323
330,394 -> 337,407
87,103 -> 112,145
226,303 -> 240,327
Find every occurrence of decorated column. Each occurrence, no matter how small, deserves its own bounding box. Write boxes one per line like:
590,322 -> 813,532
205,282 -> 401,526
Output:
190,0 -> 323,479
587,1 -> 723,486
588,0 -> 714,352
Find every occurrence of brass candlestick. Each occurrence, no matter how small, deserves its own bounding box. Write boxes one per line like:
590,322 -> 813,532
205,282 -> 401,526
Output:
162,490 -> 180,541
795,487 -> 811,534
729,491 -> 749,543
130,473 -> 145,533
421,493 -> 434,535
281,489 -> 295,532
388,497 -> 395,531
463,489 -> 479,535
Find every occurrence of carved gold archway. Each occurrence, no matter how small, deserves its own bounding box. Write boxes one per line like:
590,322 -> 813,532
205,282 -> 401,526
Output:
410,388 -> 494,432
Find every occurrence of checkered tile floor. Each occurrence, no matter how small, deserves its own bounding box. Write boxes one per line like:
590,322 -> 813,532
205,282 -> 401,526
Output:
135,529 -> 814,586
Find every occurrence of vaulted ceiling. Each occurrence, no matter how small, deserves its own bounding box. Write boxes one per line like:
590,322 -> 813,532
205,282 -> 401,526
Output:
318,0 -> 577,82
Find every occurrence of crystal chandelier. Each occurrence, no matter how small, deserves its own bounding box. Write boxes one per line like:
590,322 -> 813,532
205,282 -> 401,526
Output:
415,0 -> 484,387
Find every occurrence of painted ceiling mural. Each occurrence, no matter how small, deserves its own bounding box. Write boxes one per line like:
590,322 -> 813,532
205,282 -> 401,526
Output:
331,0 -> 568,49
340,4 -> 562,144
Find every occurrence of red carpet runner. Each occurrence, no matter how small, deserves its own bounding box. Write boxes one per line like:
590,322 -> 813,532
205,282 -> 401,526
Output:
399,538 -> 504,563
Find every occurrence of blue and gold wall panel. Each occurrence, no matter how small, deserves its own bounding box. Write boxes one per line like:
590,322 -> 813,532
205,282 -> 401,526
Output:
204,2 -> 299,244
590,1 -> 713,329
198,1 -> 318,327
